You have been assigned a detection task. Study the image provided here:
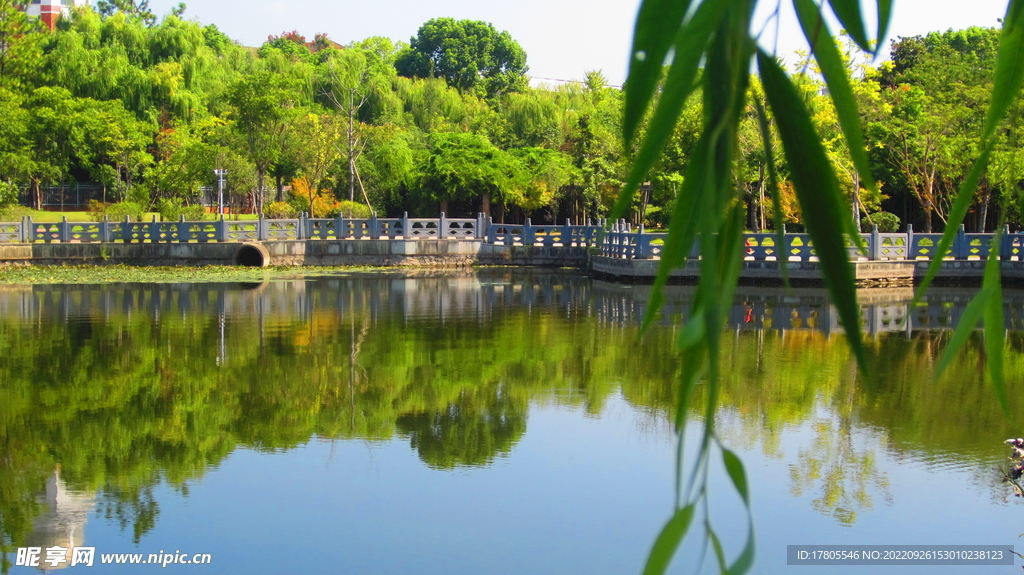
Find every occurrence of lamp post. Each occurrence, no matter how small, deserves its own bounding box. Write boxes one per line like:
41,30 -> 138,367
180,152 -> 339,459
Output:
213,169 -> 227,216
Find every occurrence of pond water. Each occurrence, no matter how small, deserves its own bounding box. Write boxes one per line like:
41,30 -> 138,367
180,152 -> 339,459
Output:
1,271 -> 1023,574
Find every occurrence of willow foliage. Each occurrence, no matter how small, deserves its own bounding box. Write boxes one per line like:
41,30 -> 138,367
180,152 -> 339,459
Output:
619,0 -> 1024,573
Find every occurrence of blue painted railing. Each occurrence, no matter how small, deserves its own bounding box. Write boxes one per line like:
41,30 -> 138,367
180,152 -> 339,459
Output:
2,212 -> 1023,262
598,222 -> 1024,262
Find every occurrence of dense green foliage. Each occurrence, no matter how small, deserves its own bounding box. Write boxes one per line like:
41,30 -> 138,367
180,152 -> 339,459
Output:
1,4 -> 1018,231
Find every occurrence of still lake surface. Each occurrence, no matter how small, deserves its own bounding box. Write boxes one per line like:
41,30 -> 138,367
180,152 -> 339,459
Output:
2,270 -> 1023,574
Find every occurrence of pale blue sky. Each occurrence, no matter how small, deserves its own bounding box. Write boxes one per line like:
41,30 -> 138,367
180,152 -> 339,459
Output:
145,0 -> 1010,86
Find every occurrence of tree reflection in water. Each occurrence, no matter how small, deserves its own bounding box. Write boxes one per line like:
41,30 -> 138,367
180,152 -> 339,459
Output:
0,275 -> 1022,564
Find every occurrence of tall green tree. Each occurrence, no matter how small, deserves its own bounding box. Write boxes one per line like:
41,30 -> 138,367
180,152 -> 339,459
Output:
871,28 -> 1001,232
226,72 -> 302,214
319,47 -> 393,203
0,0 -> 43,90
395,18 -> 528,99
418,131 -> 516,216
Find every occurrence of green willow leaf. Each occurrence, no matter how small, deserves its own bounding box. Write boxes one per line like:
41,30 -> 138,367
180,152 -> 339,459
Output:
708,527 -> 728,572
875,0 -> 893,56
753,95 -> 791,287
678,308 -> 707,350
934,278 -> 990,382
642,505 -> 695,575
794,0 -> 878,245
722,447 -> 749,504
726,523 -> 756,575
756,48 -> 867,370
623,0 -> 693,147
640,130 -> 714,332
913,144 -> 993,301
611,0 -> 730,226
826,0 -> 871,53
984,0 -> 1024,142
983,234 -> 1009,419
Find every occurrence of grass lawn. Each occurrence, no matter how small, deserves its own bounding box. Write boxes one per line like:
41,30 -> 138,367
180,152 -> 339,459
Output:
0,208 -> 259,223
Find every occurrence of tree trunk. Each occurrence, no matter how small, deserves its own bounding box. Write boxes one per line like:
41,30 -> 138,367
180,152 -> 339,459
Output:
481,191 -> 491,219
851,169 -> 861,230
348,89 -> 356,203
276,173 -> 285,203
256,167 -> 266,215
923,205 -> 933,233
977,184 -> 991,233
439,199 -> 448,215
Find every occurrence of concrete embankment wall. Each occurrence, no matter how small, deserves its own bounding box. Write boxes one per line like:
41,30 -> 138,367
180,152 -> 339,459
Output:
0,240 -> 590,269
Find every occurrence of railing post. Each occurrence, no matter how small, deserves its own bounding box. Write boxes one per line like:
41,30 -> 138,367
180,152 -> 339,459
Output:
906,224 -> 914,260
100,215 -> 110,242
636,224 -> 647,259
258,214 -> 268,241
218,215 -> 227,242
21,216 -> 28,243
124,215 -> 132,243
525,217 -> 535,245
178,215 -> 186,243
438,211 -> 447,239
370,213 -> 379,239
1002,224 -> 1013,261
335,212 -> 344,239
779,224 -> 787,262
870,225 -> 881,260
954,224 -> 967,259
402,211 -> 409,239
149,215 -> 159,243
297,212 -> 307,240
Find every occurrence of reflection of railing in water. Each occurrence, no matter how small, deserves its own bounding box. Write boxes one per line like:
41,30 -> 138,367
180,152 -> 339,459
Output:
2,274 -> 1024,336
591,283 -> 1024,335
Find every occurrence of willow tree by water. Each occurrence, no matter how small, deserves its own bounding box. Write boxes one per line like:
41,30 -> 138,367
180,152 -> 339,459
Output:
619,0 -> 1024,573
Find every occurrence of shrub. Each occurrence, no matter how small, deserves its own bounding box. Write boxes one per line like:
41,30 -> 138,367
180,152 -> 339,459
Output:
86,199 -> 111,222
264,201 -> 297,219
0,205 -> 32,220
157,198 -> 183,221
335,200 -> 371,219
288,177 -> 348,218
861,211 -> 901,233
0,180 -> 18,209
106,201 -> 147,222
181,205 -> 208,221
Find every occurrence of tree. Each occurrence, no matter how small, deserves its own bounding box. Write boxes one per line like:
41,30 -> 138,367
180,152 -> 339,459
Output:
319,48 -> 392,203
96,0 -> 156,26
507,147 -> 576,217
395,18 -> 528,99
418,131 -> 516,216
226,72 -> 302,214
871,28 -> 1001,232
0,0 -> 43,90
292,112 -> 344,209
